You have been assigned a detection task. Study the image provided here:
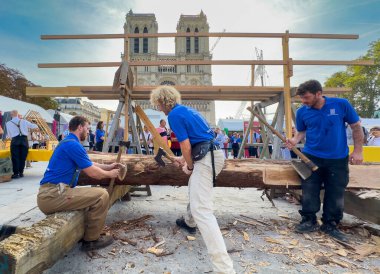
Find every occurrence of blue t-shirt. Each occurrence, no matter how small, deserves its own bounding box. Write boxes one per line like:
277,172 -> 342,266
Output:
230,136 -> 241,144
296,97 -> 359,159
95,129 -> 104,143
40,133 -> 93,187
168,104 -> 214,145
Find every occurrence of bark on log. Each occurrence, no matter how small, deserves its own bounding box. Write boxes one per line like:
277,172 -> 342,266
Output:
0,186 -> 132,274
78,154 -> 380,190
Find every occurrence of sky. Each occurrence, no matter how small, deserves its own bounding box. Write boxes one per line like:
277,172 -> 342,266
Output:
1,0 -> 380,120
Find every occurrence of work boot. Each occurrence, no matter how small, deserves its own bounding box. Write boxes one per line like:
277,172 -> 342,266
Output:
81,235 -> 114,252
320,223 -> 349,242
176,217 -> 196,234
295,217 -> 319,233
11,174 -> 20,179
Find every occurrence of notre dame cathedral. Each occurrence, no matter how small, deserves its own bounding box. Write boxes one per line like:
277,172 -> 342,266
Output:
124,10 -> 216,125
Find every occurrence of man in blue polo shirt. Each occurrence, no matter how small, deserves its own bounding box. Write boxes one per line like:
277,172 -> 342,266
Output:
37,116 -> 121,251
286,80 -> 363,242
150,86 -> 235,274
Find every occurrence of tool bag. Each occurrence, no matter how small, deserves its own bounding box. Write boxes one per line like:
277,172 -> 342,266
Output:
191,140 -> 219,187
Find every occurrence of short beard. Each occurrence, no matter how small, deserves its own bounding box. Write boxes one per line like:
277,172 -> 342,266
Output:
80,131 -> 87,142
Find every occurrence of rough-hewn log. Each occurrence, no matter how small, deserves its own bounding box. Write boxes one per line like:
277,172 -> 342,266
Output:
78,154 -> 380,190
0,185 -> 132,274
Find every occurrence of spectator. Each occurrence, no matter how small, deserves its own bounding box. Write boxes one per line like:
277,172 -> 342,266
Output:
367,126 -> 380,146
140,125 -> 153,155
95,121 -> 105,152
88,129 -> 95,150
156,119 -> 169,144
170,131 -> 181,156
230,132 -> 241,159
6,110 -> 38,178
111,125 -> 124,153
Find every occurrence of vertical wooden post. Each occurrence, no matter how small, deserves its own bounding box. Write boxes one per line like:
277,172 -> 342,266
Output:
124,38 -> 129,141
105,110 -> 111,142
282,30 -> 292,138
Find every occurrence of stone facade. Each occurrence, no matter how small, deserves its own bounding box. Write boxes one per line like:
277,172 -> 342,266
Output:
55,98 -> 101,124
124,10 -> 216,125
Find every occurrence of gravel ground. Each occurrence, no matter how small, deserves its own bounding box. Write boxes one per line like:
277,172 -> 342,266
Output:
36,185 -> 380,274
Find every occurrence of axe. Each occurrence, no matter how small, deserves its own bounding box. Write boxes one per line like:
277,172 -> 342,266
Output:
247,106 -> 318,180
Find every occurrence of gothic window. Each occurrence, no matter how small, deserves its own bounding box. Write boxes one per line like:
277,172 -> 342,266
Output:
160,80 -> 176,86
134,27 -> 139,53
186,27 -> 191,53
187,65 -> 191,73
194,28 -> 199,54
143,27 -> 148,53
195,65 -> 199,73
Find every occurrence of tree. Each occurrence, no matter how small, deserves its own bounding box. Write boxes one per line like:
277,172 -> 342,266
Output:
0,63 -> 58,110
324,39 -> 380,118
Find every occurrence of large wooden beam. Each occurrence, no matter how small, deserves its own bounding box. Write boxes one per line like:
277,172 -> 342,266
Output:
37,59 -> 373,68
26,86 -> 349,101
77,154 -> 380,190
0,186 -> 131,274
40,32 -> 359,40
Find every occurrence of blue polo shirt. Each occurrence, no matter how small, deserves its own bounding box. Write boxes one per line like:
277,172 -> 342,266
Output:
168,104 -> 214,145
95,129 -> 105,143
40,133 -> 93,187
296,97 -> 359,159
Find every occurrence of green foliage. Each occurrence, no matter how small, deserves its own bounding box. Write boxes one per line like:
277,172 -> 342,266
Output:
324,39 -> 380,118
0,64 -> 58,110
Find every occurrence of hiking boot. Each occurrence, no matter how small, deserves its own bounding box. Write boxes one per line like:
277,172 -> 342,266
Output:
295,219 -> 319,233
320,224 -> 349,242
11,174 -> 20,179
176,218 -> 196,234
19,173 -> 24,178
81,235 -> 114,252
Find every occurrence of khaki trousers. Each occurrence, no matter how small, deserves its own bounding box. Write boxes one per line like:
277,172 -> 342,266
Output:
37,184 -> 109,241
184,150 -> 236,274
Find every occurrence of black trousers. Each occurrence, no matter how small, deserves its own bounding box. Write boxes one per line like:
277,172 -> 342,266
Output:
95,142 -> 103,152
300,153 -> 349,225
232,143 -> 239,158
10,135 -> 29,175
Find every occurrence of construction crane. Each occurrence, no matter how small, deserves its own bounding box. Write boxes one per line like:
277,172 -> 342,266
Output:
210,29 -> 226,54
234,47 -> 269,119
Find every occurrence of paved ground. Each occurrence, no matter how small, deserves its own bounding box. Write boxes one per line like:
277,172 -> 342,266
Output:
1,162 -> 380,273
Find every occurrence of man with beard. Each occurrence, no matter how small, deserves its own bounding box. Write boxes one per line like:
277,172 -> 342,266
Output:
37,116 -> 121,251
286,80 -> 363,242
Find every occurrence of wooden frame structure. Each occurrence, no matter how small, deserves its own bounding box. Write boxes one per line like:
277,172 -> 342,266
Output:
27,31 -> 373,138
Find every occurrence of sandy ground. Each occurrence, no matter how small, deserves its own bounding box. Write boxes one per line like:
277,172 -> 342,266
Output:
3,162 -> 380,274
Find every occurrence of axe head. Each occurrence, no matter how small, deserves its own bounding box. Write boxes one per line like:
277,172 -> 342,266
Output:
118,140 -> 131,149
291,159 -> 313,180
154,147 -> 167,167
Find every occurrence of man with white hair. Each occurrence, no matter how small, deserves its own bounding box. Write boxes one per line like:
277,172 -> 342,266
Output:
6,110 -> 38,178
150,86 -> 235,274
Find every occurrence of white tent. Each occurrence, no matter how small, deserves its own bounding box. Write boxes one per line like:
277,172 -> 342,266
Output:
0,96 -> 54,123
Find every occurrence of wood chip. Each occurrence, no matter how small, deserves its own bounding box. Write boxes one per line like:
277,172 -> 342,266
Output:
277,213 -> 290,219
264,237 -> 282,244
242,231 -> 250,241
147,247 -> 164,256
257,261 -> 271,267
289,239 -> 299,246
355,244 -> 378,257
335,249 -> 348,257
303,234 -> 313,240
187,236 -> 196,241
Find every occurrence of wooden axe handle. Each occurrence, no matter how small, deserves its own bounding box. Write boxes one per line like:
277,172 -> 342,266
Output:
135,105 -> 174,157
247,107 -> 318,171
